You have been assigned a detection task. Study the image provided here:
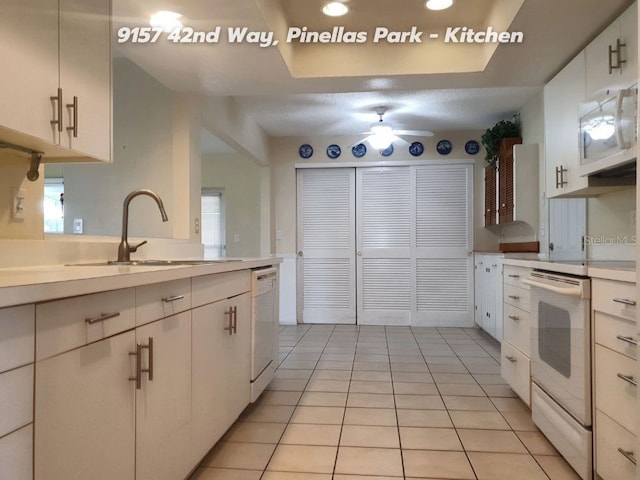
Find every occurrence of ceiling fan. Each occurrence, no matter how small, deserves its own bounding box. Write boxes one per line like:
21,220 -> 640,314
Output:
356,107 -> 434,150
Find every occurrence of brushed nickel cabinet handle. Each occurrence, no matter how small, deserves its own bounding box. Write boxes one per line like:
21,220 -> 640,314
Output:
144,337 -> 153,382
232,306 -> 238,334
509,315 -> 520,321
610,39 -> 627,73
224,308 -> 234,335
508,295 -> 520,300
617,335 -> 638,346
609,43 -> 615,74
66,96 -> 78,137
162,294 -> 185,303
50,87 -> 63,132
617,373 -> 637,387
618,448 -> 637,466
129,343 -> 142,390
85,312 -> 121,325
508,274 -> 520,279
506,356 -> 517,363
614,298 -> 637,306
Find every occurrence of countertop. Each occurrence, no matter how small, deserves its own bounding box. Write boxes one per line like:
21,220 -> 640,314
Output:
0,258 -> 281,308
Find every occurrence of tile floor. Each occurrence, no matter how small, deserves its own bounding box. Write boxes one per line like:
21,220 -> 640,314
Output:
191,325 -> 580,480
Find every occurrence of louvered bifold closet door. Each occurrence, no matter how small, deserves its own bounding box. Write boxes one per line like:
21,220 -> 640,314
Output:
296,168 -> 356,324
356,167 -> 413,325
414,164 -> 474,327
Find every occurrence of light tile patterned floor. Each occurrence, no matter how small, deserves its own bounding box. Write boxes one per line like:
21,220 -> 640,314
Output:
191,325 -> 580,480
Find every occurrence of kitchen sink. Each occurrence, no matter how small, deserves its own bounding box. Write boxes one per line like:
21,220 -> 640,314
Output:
67,259 -> 243,267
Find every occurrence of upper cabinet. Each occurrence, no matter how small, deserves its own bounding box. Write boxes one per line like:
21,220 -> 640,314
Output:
585,2 -> 638,99
0,0 -> 111,163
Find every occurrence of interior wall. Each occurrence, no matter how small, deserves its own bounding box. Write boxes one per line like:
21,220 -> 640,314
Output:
588,187 -> 636,260
0,153 -> 44,239
201,153 -> 263,257
48,58 -> 175,238
270,131 -> 500,256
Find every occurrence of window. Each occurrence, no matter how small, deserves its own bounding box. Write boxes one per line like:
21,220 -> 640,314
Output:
44,178 -> 64,234
201,190 -> 225,259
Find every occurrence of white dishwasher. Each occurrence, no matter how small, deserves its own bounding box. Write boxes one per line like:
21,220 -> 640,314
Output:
250,267 -> 278,402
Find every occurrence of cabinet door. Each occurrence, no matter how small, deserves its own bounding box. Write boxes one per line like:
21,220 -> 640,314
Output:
617,3 -> 637,90
135,312 -> 191,480
0,0 -> 58,144
498,138 -> 521,225
227,293 -> 251,421
191,300 -> 229,464
474,257 -> 484,327
544,52 -> 588,198
59,0 -> 111,161
484,167 -> 497,227
34,331 -> 136,480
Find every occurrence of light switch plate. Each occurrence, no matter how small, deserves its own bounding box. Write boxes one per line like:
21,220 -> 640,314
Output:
73,218 -> 84,234
12,188 -> 25,220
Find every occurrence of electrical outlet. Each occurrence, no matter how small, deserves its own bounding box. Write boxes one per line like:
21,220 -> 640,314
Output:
12,188 -> 25,220
234,233 -> 241,243
195,217 -> 200,235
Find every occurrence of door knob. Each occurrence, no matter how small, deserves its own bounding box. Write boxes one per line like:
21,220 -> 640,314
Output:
298,251 -> 303,257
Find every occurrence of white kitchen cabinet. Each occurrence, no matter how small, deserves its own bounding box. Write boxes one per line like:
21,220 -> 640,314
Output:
592,277 -> 637,479
0,0 -> 111,162
0,425 -> 33,480
0,304 -> 34,374
135,312 -> 192,480
34,331 -> 136,480
474,253 -> 503,341
192,291 -> 251,464
585,2 -> 637,98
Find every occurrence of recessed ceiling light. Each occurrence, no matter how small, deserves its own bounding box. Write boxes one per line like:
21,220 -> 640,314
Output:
150,10 -> 183,32
322,2 -> 349,17
425,0 -> 453,11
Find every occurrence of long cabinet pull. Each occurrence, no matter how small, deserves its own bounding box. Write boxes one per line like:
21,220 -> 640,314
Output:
618,448 -> 637,466
505,356 -> 517,363
50,87 -> 63,132
616,335 -> 638,346
617,373 -> 637,387
224,308 -> 234,335
143,337 -> 153,382
162,294 -> 185,303
232,306 -> 238,334
508,315 -> 520,321
508,274 -> 520,279
129,343 -> 142,390
614,298 -> 637,306
66,96 -> 78,137
610,38 -> 627,74
85,312 -> 121,325
508,295 -> 520,300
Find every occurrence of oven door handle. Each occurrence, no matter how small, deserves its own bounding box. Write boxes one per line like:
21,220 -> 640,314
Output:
522,279 -> 583,297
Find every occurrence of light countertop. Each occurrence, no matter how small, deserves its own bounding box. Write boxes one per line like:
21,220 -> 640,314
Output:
0,258 -> 281,308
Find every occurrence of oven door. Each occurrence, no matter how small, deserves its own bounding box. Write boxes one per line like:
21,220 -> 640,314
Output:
527,275 -> 591,426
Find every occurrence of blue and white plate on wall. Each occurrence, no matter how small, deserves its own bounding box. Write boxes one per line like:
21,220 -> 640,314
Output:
352,143 -> 367,158
326,144 -> 342,159
299,144 -> 313,159
436,140 -> 452,155
465,140 -> 480,155
409,141 -> 424,157
381,144 -> 394,157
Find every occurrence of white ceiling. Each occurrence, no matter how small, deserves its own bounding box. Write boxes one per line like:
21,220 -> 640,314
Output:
113,0 -> 635,139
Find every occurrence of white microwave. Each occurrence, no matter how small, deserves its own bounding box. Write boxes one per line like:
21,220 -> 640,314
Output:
579,85 -> 637,177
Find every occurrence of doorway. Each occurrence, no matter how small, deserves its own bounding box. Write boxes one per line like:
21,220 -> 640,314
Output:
296,163 -> 474,326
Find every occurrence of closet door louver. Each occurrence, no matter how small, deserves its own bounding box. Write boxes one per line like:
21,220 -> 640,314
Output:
296,168 -> 356,324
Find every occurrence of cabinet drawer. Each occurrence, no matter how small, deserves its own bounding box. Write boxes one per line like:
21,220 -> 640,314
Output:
504,284 -> 531,312
0,424 -> 32,480
594,311 -> 637,359
595,410 -> 637,480
503,304 -> 530,356
0,305 -> 34,374
501,341 -> 530,407
593,279 -> 636,323
192,271 -> 251,308
595,344 -> 637,435
36,288 -> 136,361
503,265 -> 531,289
0,365 -> 33,438
136,278 -> 192,327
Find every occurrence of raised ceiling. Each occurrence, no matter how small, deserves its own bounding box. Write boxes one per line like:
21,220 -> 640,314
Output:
114,0 -> 635,137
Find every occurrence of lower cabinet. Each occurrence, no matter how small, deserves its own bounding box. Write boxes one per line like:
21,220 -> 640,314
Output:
34,311 -> 192,480
0,425 -> 33,480
474,253 -> 503,341
192,292 -> 251,464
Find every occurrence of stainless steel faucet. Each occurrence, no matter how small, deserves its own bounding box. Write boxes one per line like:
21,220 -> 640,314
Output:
117,189 -> 169,262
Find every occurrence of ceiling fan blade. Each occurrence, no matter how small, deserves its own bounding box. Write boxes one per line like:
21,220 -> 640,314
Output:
350,135 -> 372,148
394,129 -> 434,137
392,136 -> 410,146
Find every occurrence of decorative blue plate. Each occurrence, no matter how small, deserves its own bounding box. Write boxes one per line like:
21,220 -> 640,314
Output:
326,144 -> 341,159
352,143 -> 367,158
437,140 -> 452,155
299,144 -> 313,159
409,141 -> 424,157
465,140 -> 480,155
380,144 -> 394,157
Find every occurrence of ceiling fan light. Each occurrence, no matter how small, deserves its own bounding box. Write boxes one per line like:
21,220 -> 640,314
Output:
425,0 -> 454,11
322,2 -> 349,17
369,131 -> 395,150
150,10 -> 183,32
